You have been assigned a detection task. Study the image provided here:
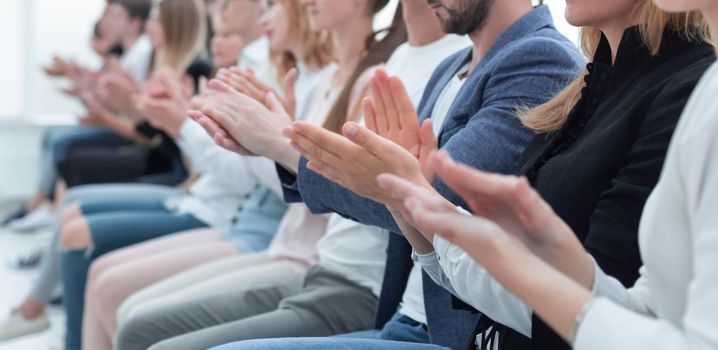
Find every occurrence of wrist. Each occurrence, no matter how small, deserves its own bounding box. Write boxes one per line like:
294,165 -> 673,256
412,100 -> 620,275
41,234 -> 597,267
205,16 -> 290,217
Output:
271,139 -> 300,174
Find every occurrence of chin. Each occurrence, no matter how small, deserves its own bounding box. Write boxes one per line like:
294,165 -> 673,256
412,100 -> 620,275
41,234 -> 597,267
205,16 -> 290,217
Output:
652,0 -> 701,12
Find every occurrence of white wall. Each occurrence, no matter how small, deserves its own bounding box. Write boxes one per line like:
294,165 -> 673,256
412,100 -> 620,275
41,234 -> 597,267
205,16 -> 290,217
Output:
0,0 -> 104,123
0,1 -> 24,119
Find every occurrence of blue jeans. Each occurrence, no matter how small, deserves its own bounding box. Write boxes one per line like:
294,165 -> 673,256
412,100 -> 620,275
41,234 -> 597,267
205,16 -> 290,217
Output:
222,187 -> 288,252
38,126 -> 129,196
210,311 -> 445,350
60,198 -> 207,350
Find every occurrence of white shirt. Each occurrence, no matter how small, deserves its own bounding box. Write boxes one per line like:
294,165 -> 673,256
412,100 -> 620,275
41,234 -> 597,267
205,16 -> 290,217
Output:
430,63 -> 470,134
317,215 -> 389,297
238,36 -> 270,72
574,62 -> 718,350
120,35 -> 153,83
384,35 -> 471,107
294,62 -> 337,121
385,34 -> 470,325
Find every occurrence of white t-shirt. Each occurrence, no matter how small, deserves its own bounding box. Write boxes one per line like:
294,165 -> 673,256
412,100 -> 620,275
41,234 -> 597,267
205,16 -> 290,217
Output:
384,35 -> 470,106
120,35 -> 153,83
238,36 -> 270,72
388,34 -> 470,325
430,63 -> 470,134
317,215 -> 389,297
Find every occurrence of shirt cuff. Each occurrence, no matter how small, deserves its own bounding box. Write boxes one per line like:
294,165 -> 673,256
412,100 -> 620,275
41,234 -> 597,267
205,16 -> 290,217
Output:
276,160 -> 303,203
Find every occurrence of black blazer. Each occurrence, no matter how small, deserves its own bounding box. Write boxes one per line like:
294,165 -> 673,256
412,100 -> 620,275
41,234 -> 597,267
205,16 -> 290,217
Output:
513,28 -> 715,349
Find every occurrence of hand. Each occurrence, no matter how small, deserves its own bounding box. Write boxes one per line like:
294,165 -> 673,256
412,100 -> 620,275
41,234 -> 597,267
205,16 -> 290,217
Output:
43,56 -> 73,77
216,67 -> 298,118
189,79 -> 293,160
96,68 -> 141,115
364,68 -> 438,180
283,120 -> 432,205
378,172 -> 532,271
188,109 -> 255,155
136,70 -> 194,137
382,150 -> 594,288
79,92 -> 114,126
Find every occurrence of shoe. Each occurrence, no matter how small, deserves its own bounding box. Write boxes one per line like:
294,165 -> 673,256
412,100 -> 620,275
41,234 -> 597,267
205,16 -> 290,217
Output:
6,204 -> 57,233
48,337 -> 64,350
0,308 -> 50,341
6,247 -> 43,270
1,207 -> 27,226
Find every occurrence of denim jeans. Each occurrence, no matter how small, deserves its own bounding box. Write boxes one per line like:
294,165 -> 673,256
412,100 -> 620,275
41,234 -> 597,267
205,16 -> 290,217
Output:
38,126 -> 129,197
60,198 -> 207,350
210,311 -> 445,350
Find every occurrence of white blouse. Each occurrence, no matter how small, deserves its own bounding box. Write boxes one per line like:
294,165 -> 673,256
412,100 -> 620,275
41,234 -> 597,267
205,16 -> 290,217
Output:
574,62 -> 718,349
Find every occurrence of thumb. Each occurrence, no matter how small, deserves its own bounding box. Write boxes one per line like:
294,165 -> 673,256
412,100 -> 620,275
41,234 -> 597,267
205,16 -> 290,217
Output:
266,91 -> 289,117
282,68 -> 297,118
419,120 -> 438,151
207,78 -> 234,94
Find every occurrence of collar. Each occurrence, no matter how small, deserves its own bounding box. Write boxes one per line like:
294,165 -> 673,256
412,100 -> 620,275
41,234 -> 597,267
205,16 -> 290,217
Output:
592,26 -> 707,83
477,5 -> 555,71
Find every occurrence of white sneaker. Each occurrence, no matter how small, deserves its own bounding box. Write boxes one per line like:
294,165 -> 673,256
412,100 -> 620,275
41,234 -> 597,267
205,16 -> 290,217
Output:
6,204 -> 57,233
48,337 -> 65,350
0,309 -> 50,341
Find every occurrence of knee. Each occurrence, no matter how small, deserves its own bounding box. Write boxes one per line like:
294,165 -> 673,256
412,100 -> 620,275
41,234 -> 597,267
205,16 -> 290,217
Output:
59,217 -> 92,250
60,203 -> 82,226
116,310 -> 161,350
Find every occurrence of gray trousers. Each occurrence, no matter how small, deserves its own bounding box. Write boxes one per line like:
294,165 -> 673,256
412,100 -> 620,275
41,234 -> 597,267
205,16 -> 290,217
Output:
116,266 -> 378,350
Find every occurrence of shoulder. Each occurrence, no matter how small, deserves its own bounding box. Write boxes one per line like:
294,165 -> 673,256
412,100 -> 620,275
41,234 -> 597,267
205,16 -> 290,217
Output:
492,33 -> 584,73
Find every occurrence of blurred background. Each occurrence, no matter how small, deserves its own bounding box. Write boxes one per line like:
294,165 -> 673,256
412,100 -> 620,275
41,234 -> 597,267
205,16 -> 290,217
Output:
0,0 -> 578,201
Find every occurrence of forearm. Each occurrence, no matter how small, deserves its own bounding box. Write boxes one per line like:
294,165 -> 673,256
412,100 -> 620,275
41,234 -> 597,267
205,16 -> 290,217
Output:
490,247 -> 593,343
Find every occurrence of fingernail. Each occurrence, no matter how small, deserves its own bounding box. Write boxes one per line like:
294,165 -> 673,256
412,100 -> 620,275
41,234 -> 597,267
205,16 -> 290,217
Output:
344,124 -> 357,137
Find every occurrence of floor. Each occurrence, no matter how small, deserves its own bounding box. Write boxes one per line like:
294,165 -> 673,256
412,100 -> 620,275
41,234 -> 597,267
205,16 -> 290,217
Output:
0,204 -> 65,350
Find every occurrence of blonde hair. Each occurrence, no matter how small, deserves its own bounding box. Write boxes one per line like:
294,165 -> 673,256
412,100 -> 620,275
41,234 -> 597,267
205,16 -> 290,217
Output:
269,0 -> 335,81
154,0 -> 206,72
521,1 -> 709,133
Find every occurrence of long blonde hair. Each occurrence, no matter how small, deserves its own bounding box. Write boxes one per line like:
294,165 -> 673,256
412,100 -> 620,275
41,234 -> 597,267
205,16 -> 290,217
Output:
521,1 -> 709,134
269,0 -> 335,81
154,0 -> 206,72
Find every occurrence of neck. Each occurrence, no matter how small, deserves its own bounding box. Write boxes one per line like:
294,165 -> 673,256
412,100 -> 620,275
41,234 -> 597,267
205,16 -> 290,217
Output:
702,2 -> 718,57
289,43 -> 308,66
331,15 -> 373,83
599,13 -> 639,63
467,1 -> 532,73
242,26 -> 265,47
123,31 -> 141,51
402,0 -> 446,46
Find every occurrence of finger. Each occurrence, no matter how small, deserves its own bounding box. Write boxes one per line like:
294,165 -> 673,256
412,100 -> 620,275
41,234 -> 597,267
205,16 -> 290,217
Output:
288,122 -> 348,165
389,76 -> 420,131
419,120 -> 438,154
369,76 -> 389,135
377,174 -> 430,205
266,91 -> 289,118
375,69 -> 398,131
342,122 -> 406,160
207,78 -> 234,94
306,158 -> 345,185
362,97 -> 378,134
282,68 -> 297,118
431,151 -> 520,206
